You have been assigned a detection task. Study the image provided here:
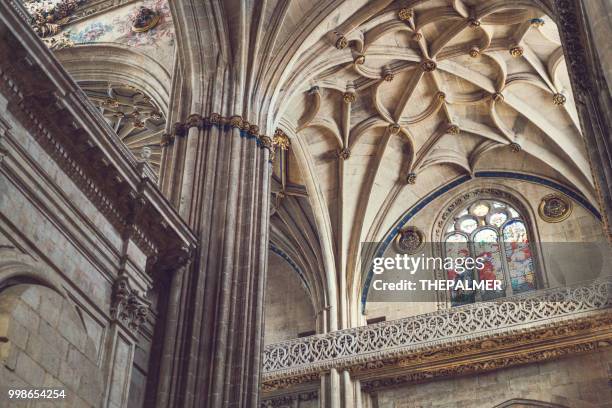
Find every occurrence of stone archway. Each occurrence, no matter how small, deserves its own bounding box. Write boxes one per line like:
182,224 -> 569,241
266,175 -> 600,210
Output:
0,254 -> 104,406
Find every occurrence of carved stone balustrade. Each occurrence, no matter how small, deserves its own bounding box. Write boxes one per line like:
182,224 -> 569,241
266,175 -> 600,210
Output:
262,279 -> 612,391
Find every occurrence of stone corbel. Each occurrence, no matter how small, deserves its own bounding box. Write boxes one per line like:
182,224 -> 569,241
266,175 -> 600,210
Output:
110,275 -> 151,333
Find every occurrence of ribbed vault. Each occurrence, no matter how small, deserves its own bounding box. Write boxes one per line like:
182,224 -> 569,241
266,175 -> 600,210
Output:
163,0 -> 599,329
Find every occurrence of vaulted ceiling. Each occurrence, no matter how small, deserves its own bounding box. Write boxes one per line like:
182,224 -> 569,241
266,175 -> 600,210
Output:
261,0 -> 593,324
36,0 -> 596,326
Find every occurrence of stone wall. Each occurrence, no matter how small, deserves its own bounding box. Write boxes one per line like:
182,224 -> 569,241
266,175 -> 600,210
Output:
370,349 -> 612,408
0,284 -> 103,407
264,251 -> 316,344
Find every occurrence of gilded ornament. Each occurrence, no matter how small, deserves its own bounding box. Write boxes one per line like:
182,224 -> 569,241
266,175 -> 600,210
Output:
229,115 -> 243,128
354,54 -> 366,65
468,18 -> 481,28
492,92 -> 504,102
131,7 -> 161,33
413,32 -> 423,41
335,35 -> 348,50
209,113 -> 221,124
469,46 -> 480,58
272,129 -> 291,151
437,92 -> 446,101
553,93 -> 567,106
539,194 -> 572,222
406,172 -> 417,184
337,148 -> 350,160
509,45 -> 524,57
343,92 -> 356,103
447,124 -> 460,134
397,8 -> 413,21
395,227 -> 424,253
388,123 -> 401,134
420,59 -> 437,72
249,125 -> 260,136
383,73 -> 394,82
259,135 -> 273,150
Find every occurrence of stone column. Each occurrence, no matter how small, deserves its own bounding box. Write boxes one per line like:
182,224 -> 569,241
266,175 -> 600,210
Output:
153,115 -> 277,407
554,0 -> 612,241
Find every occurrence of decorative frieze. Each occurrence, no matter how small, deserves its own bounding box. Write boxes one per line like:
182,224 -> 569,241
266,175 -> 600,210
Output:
262,280 -> 611,390
260,391 -> 318,407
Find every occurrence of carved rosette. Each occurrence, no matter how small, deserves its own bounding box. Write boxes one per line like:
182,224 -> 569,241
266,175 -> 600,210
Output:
468,18 -> 481,28
395,227 -> 425,254
337,148 -> 350,160
492,92 -> 504,102
406,172 -> 417,184
334,33 -> 348,49
397,8 -> 413,21
446,124 -> 460,135
420,59 -> 437,72
343,92 -> 356,103
539,194 -> 572,222
354,54 -> 366,65
110,276 -> 151,333
388,123 -> 401,134
469,46 -> 480,58
509,45 -> 524,57
553,93 -> 567,105
510,142 -> 521,152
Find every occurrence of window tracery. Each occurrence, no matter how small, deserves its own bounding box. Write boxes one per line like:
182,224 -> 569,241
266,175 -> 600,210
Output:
443,199 -> 537,306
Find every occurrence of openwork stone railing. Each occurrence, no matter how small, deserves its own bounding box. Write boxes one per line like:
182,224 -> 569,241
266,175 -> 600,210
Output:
263,279 -> 611,380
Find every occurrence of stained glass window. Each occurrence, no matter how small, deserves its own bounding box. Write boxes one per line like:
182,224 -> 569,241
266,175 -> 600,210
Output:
443,199 -> 537,306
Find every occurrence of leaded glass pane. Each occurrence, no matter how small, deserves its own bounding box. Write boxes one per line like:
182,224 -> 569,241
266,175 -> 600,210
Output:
445,234 -> 474,306
473,229 -> 506,300
503,221 -> 536,293
459,217 -> 478,233
489,211 -> 507,227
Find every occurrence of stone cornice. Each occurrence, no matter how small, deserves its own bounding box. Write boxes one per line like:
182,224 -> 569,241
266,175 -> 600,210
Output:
261,279 -> 612,391
0,1 -> 197,274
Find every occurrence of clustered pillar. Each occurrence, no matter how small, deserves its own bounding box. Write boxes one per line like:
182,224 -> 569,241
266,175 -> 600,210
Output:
153,116 -> 277,408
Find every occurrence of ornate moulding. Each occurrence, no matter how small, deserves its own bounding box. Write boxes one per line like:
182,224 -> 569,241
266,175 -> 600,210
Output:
539,194 -> 573,222
0,3 -> 197,274
261,279 -> 612,392
162,113 -> 290,162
